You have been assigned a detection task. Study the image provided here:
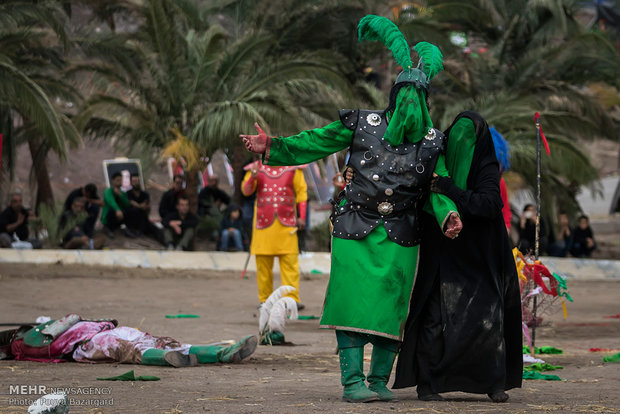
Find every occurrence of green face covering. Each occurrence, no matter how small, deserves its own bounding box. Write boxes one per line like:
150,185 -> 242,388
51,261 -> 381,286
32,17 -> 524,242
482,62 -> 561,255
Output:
384,85 -> 432,146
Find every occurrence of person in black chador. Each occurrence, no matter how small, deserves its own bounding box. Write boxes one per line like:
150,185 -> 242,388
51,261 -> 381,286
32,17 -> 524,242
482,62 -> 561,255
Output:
392,112 -> 522,403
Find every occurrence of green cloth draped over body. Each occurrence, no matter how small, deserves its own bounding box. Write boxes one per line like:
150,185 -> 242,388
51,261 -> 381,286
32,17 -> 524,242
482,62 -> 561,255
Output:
265,120 -> 456,340
384,85 -> 432,146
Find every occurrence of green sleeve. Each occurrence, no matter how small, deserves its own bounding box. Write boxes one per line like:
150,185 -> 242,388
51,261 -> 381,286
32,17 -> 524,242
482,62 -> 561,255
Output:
264,121 -> 353,166
104,188 -> 121,212
424,154 -> 459,230
119,192 -> 130,209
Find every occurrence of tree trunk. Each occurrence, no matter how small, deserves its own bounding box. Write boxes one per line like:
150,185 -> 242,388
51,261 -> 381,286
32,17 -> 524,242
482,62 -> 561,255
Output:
231,144 -> 254,204
185,166 -> 200,214
28,137 -> 54,212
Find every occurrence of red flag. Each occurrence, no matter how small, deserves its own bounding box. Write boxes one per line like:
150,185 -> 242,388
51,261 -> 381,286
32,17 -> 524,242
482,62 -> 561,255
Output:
534,112 -> 550,156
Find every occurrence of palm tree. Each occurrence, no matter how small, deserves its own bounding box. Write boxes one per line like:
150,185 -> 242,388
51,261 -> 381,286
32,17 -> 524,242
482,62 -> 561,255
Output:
396,0 -> 619,216
0,0 -> 81,208
73,0 -> 357,207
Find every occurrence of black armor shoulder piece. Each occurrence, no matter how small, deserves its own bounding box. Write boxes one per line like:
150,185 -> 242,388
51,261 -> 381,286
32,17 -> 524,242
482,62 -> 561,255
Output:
339,109 -> 359,131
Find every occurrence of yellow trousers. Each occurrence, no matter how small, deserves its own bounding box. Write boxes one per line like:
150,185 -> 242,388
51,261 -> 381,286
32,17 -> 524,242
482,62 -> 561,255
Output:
256,254 -> 300,303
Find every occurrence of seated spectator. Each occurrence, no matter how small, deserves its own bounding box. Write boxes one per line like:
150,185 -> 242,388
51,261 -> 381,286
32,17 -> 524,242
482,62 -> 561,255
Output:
570,215 -> 596,258
126,174 -> 153,237
159,174 -> 185,220
63,183 -> 102,241
219,204 -> 245,251
548,212 -> 573,257
59,197 -> 89,249
518,204 -> 548,254
163,195 -> 198,251
101,172 -> 133,238
0,192 -> 40,248
198,174 -> 230,217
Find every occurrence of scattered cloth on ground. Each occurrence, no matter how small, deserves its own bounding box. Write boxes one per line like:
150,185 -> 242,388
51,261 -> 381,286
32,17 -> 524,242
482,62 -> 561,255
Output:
603,314 -> 620,319
523,345 -> 563,354
522,371 -> 562,381
523,363 -> 563,372
97,370 -> 160,381
589,348 -> 620,352
602,352 -> 620,363
523,354 -> 546,364
310,269 -> 323,274
297,315 -> 319,320
165,314 -> 200,318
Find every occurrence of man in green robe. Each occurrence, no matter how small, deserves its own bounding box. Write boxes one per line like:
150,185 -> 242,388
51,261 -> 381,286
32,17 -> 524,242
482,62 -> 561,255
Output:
241,15 -> 462,403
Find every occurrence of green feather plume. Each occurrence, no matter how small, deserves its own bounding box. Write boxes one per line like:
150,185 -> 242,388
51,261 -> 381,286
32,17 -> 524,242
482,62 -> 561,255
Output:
413,41 -> 443,80
358,15 -> 412,69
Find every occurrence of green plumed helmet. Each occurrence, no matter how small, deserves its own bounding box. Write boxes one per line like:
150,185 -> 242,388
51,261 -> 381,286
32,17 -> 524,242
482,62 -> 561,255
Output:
358,15 -> 443,90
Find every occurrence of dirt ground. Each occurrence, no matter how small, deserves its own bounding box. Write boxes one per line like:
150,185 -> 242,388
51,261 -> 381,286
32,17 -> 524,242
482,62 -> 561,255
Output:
0,263 -> 619,414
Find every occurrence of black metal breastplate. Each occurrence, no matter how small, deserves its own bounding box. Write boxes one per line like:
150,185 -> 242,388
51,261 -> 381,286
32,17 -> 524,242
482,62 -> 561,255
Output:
332,109 -> 445,247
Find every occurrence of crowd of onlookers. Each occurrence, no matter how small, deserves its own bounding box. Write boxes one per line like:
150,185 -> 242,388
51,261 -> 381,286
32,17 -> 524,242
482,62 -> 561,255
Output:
0,172 -> 251,252
517,204 -> 597,258
0,180 -> 600,258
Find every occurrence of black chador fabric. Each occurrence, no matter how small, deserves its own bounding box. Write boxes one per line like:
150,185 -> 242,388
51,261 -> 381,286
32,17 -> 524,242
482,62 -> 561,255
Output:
393,112 -> 522,394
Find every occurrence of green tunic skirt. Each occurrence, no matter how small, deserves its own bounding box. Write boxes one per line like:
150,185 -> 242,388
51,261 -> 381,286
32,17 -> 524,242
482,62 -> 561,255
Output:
320,225 -> 419,341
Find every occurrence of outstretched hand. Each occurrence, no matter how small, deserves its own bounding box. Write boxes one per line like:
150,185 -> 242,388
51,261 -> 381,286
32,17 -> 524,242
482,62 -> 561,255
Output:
444,213 -> 463,239
240,122 -> 268,154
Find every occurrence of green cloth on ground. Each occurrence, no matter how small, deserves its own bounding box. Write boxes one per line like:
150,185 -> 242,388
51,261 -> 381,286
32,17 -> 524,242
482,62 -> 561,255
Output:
523,363 -> 563,372
522,371 -> 562,381
523,345 -> 563,354
165,314 -> 200,318
297,315 -> 319,320
602,352 -> 620,363
97,370 -> 160,381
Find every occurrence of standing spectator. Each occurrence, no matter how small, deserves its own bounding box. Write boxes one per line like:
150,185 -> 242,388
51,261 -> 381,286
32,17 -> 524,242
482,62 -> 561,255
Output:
63,183 -> 102,241
159,174 -> 185,220
0,192 -> 39,248
126,174 -> 152,237
59,197 -> 89,249
548,212 -> 573,257
570,215 -> 596,257
198,174 -> 231,217
163,195 -> 198,251
219,204 -> 245,251
101,172 -> 132,238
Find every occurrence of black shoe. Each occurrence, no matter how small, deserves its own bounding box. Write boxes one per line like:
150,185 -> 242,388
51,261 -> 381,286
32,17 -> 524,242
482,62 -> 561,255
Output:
103,227 -> 115,239
124,228 -> 137,238
418,393 -> 444,401
296,302 -> 305,311
488,391 -> 509,403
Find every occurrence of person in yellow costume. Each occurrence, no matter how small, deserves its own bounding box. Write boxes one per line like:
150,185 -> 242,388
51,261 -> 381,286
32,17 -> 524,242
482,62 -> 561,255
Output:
241,159 -> 308,308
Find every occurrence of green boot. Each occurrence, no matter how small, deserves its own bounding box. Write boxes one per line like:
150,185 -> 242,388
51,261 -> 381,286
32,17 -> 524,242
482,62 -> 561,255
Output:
367,346 -> 398,401
216,335 -> 258,363
339,347 -> 379,403
141,349 -> 197,368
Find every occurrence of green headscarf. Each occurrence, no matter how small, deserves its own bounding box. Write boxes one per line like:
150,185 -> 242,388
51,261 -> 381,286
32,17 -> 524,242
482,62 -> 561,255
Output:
384,85 -> 433,146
